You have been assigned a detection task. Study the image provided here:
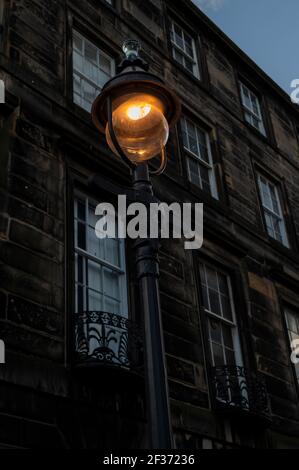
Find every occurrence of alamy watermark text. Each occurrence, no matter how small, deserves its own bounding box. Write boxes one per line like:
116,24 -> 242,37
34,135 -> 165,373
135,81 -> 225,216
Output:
94,196 -> 203,250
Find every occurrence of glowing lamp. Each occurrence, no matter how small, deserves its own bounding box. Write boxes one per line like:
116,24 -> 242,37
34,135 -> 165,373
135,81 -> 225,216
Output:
92,40 -> 180,173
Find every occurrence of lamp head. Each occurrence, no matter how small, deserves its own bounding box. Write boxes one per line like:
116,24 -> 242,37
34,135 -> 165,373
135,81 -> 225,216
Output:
92,40 -> 180,167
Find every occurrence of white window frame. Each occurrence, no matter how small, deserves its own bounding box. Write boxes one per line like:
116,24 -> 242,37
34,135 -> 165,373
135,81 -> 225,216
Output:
181,116 -> 218,199
240,82 -> 266,135
199,263 -> 243,368
257,174 -> 289,247
170,21 -> 200,79
72,30 -> 115,112
285,307 -> 299,384
74,193 -> 128,317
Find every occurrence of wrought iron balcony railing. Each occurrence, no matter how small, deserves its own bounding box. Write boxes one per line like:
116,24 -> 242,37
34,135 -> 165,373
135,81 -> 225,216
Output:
211,365 -> 271,418
75,311 -> 143,371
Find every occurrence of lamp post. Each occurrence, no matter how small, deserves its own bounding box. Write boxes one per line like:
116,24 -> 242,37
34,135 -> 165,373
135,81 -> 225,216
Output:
91,40 -> 181,449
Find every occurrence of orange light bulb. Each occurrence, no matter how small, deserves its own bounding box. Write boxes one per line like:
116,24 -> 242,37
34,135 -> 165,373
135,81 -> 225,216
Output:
127,104 -> 152,121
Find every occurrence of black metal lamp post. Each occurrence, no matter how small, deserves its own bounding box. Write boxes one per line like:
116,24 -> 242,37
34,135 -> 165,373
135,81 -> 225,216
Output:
91,40 -> 181,449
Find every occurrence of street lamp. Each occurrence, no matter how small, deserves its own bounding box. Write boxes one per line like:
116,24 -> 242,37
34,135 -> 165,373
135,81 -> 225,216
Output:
91,39 -> 181,449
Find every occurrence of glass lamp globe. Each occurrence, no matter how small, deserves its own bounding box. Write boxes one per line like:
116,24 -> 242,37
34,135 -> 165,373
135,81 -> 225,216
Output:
106,92 -> 169,164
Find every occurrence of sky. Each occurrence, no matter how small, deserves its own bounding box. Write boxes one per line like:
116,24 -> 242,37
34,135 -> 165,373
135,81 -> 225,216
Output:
192,0 -> 298,94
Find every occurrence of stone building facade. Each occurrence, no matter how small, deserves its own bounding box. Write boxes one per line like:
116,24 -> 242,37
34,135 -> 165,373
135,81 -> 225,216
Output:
0,0 -> 299,449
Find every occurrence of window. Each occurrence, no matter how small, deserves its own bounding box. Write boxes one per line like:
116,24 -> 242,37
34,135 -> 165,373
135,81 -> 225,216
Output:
181,116 -> 218,198
74,194 -> 128,316
199,263 -> 242,367
257,174 -> 289,247
170,21 -> 199,78
285,308 -> 299,384
72,30 -> 115,112
240,82 -> 266,135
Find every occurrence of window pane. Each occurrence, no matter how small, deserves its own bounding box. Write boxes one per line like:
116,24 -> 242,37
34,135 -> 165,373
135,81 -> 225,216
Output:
197,130 -> 209,163
265,213 -> 274,238
188,158 -> 201,187
88,204 -> 98,229
184,58 -> 194,74
182,129 -> 188,148
73,93 -> 82,107
217,272 -> 228,295
88,260 -> 103,293
222,324 -> 234,349
77,199 -> 86,221
199,165 -> 211,195
100,54 -> 111,74
199,263 -> 206,285
225,348 -> 236,366
273,218 -> 283,243
105,297 -> 120,315
88,225 -> 105,259
73,33 -> 83,52
212,343 -> 225,366
85,42 -> 97,63
174,25 -> 184,49
173,48 -> 184,65
73,50 -> 83,70
185,42 -> 194,58
260,180 -> 271,209
105,238 -> 120,266
252,116 -> 260,130
88,289 -> 103,311
83,80 -> 96,105
184,34 -> 194,57
77,285 -> 84,312
209,318 -> 222,344
73,73 -> 81,96
244,111 -> 252,125
186,121 -> 198,155
269,184 -> 279,214
77,255 -> 84,284
103,267 -> 120,301
84,60 -> 98,83
201,285 -> 209,310
209,289 -> 221,316
251,94 -> 259,114
77,222 -> 86,249
206,266 -> 218,290
286,311 -> 298,333
221,294 -> 233,321
100,72 -> 112,89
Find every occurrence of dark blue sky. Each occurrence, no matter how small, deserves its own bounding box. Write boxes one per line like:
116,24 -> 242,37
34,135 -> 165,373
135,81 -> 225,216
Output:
192,0 -> 298,94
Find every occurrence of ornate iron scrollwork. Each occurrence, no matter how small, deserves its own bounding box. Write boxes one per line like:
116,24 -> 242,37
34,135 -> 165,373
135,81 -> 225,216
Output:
211,365 -> 271,417
75,311 -> 143,370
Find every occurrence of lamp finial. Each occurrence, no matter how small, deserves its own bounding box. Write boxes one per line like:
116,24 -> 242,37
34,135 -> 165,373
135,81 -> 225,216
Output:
122,39 -> 141,59
117,38 -> 149,73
